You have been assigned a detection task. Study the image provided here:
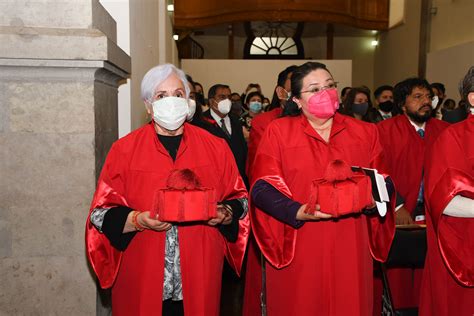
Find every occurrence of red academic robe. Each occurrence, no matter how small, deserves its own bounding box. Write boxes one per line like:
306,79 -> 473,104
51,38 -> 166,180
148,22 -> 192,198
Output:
85,122 -> 249,316
243,107 -> 282,315
376,115 -> 449,310
246,107 -> 282,174
250,113 -> 395,316
419,114 -> 474,316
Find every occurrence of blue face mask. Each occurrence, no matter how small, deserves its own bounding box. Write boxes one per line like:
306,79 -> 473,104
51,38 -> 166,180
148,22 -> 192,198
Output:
249,101 -> 263,112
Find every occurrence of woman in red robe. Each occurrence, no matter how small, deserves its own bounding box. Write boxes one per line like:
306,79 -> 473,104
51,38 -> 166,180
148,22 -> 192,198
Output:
248,62 -> 395,316
419,67 -> 474,316
85,64 -> 249,316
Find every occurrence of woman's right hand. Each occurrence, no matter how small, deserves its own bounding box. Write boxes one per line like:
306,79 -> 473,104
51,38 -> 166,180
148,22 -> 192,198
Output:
123,211 -> 172,233
296,204 -> 333,221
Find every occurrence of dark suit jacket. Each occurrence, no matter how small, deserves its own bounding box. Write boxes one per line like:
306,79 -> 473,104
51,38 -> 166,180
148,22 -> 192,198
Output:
194,110 -> 249,188
366,107 -> 400,123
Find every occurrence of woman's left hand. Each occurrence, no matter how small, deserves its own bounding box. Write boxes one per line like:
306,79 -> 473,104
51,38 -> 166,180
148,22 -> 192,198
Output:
208,204 -> 233,226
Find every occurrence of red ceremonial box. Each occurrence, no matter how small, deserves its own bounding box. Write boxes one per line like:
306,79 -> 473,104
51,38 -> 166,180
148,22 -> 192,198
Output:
151,169 -> 217,222
152,188 -> 217,222
306,160 -> 373,217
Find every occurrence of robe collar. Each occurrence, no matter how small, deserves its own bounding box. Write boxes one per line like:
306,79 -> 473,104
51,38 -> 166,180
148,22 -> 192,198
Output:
147,121 -> 189,160
301,112 -> 346,143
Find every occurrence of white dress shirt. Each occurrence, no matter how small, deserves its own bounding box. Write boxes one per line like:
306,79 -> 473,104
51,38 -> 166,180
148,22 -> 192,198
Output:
210,109 -> 232,135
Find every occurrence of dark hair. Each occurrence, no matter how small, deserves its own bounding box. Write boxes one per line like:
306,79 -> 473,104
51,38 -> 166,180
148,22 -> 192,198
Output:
230,92 -> 241,99
459,66 -> 474,109
208,84 -> 230,100
245,91 -> 264,104
185,74 -> 194,85
431,82 -> 446,95
374,85 -> 393,99
393,77 -> 432,110
283,62 -> 331,117
341,87 -> 352,99
443,98 -> 456,110
194,82 -> 203,90
341,87 -> 373,120
268,65 -> 298,111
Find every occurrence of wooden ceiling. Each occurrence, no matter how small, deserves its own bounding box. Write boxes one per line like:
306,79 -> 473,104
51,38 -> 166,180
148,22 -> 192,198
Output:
174,0 -> 389,31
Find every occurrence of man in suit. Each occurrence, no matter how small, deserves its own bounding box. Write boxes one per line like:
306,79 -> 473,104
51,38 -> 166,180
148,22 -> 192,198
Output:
197,84 -> 249,188
366,85 -> 399,123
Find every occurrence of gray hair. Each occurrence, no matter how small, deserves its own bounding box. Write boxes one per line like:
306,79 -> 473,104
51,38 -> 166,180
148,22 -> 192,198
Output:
140,64 -> 190,108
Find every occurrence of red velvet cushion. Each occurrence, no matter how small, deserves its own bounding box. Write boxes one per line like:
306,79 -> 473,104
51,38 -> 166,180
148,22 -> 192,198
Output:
306,160 -> 373,217
152,188 -> 217,222
307,175 -> 373,217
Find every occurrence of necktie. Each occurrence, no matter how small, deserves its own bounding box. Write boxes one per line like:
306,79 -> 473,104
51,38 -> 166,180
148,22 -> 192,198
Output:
220,118 -> 231,138
416,128 -> 425,207
417,128 -> 425,138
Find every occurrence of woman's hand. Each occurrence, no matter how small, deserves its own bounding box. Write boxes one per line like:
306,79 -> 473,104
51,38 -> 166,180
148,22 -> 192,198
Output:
123,211 -> 172,233
296,204 -> 332,221
208,204 -> 233,226
395,206 -> 414,225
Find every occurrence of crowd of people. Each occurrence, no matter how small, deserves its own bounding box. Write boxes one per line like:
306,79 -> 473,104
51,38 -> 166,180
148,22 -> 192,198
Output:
85,62 -> 474,316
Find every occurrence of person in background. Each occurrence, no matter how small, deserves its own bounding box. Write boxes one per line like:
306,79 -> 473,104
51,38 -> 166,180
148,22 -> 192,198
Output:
241,83 -> 262,110
340,86 -> 352,103
376,77 -> 449,313
431,82 -> 446,106
241,91 -> 264,141
85,64 -> 249,316
341,86 -> 372,121
246,65 -> 297,173
419,66 -> 474,316
366,85 -> 398,123
196,84 -> 249,188
262,97 -> 271,110
247,61 -> 395,316
230,92 -> 244,117
185,74 -> 202,123
193,81 -> 208,112
430,82 -> 446,119
441,98 -> 469,123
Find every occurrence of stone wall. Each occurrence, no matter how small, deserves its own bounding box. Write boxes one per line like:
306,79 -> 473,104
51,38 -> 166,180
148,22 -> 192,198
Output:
0,1 -> 130,314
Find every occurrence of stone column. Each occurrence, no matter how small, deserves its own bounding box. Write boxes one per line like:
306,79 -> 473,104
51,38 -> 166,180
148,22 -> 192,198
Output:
0,1 -> 130,314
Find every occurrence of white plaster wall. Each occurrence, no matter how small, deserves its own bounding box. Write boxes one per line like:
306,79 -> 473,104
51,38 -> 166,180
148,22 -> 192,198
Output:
426,41 -> 474,103
100,0 -> 132,138
374,0 -> 422,88
430,0 -> 474,52
129,0 -> 178,131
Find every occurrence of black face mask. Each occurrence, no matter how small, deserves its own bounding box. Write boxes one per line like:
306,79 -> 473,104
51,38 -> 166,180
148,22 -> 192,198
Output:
352,102 -> 369,116
442,107 -> 468,124
378,100 -> 394,113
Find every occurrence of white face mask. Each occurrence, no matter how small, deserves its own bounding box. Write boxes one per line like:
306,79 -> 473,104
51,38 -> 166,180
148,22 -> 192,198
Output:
187,99 -> 196,121
152,96 -> 189,131
217,99 -> 232,115
470,106 -> 474,115
431,95 -> 439,109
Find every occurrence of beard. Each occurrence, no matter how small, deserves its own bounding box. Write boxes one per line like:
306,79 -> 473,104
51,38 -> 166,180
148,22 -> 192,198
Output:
405,105 -> 432,123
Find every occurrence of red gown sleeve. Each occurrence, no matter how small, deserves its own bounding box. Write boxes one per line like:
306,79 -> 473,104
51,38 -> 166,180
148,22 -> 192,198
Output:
366,125 -> 396,262
249,124 -> 298,269
424,126 -> 474,286
85,143 -> 129,289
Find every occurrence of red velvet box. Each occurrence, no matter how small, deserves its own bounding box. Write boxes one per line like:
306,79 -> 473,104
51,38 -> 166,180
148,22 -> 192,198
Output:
152,188 -> 217,222
306,160 -> 373,217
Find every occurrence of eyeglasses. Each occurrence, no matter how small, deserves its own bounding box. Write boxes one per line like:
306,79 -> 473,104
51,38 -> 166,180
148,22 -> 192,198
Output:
409,93 -> 433,102
301,82 -> 338,95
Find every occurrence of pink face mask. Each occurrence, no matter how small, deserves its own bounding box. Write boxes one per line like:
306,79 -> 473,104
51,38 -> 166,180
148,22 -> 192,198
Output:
307,88 -> 339,119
